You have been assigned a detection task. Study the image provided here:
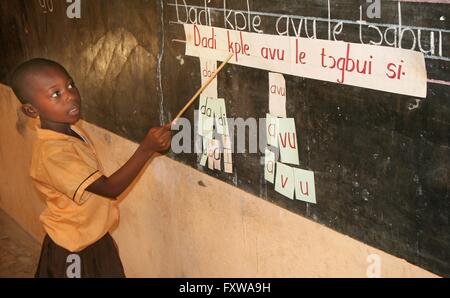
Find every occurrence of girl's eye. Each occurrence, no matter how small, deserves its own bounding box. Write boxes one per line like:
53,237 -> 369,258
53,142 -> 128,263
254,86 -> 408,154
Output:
68,82 -> 76,89
51,91 -> 60,98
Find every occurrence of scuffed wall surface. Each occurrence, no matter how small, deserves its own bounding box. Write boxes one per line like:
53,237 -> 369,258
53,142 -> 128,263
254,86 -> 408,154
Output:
0,84 -> 438,277
0,85 -> 45,241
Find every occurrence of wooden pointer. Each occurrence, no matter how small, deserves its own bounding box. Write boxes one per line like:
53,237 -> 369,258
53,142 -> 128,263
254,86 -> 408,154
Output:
172,52 -> 234,124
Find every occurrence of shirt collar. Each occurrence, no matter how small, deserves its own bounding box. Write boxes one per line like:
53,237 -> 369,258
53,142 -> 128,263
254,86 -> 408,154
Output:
35,123 -> 88,144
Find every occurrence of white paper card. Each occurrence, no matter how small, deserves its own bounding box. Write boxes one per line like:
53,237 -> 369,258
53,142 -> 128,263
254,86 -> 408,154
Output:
274,162 -> 295,200
200,97 -> 215,139
266,113 -> 279,148
208,139 -> 221,170
269,73 -> 287,118
264,149 -> 276,183
200,137 -> 209,166
212,98 -> 229,136
197,95 -> 207,137
294,168 -> 317,204
200,59 -> 218,98
222,135 -> 233,173
278,118 -> 299,165
224,149 -> 233,173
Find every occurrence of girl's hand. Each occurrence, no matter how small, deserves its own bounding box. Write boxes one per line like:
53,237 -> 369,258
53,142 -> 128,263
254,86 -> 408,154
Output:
141,123 -> 172,154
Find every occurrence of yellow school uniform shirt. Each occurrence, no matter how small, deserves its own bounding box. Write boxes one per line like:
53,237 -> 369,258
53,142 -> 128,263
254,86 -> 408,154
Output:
30,124 -> 119,252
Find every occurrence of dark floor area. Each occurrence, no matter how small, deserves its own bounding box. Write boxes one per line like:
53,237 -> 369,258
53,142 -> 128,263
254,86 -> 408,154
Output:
0,208 -> 40,277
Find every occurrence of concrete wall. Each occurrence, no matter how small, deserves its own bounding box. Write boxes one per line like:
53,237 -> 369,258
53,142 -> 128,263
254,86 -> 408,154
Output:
0,84 -> 437,277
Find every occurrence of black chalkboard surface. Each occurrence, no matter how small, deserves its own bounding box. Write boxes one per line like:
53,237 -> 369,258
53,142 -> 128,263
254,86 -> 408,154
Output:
0,0 -> 448,276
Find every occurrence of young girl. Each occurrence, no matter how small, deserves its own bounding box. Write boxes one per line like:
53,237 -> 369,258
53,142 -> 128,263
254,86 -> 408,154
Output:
10,58 -> 172,278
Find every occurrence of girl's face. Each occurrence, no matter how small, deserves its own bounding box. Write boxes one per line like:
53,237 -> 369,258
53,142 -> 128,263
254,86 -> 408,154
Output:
27,66 -> 82,125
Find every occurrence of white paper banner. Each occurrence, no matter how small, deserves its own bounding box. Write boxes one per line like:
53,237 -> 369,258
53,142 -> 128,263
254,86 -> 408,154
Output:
185,24 -> 427,98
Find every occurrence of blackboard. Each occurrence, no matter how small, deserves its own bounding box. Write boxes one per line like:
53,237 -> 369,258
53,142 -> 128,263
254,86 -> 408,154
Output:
0,0 -> 448,276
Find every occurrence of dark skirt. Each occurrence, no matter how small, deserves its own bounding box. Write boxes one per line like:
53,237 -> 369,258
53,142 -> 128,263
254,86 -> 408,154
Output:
35,233 -> 125,278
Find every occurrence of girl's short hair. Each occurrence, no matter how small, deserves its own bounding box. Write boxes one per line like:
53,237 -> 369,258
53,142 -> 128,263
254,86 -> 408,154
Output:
10,58 -> 68,104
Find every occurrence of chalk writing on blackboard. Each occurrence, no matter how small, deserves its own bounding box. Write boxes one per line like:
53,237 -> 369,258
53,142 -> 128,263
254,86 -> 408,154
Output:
170,1 -> 447,62
38,0 -> 54,14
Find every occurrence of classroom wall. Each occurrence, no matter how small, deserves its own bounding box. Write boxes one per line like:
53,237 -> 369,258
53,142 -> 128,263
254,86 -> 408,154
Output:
0,83 -> 438,277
